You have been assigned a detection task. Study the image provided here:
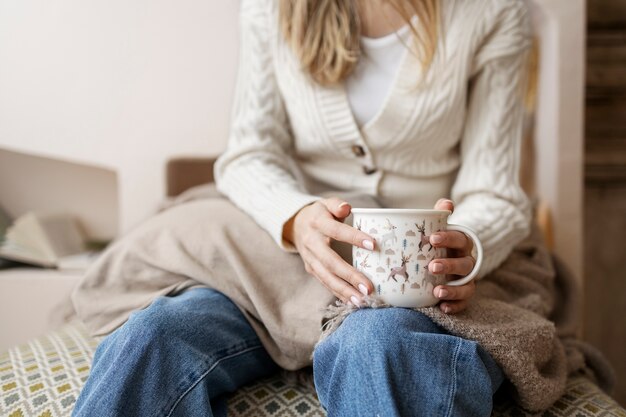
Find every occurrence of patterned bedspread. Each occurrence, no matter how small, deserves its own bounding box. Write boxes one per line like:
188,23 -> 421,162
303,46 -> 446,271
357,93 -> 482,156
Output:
1,321 -> 624,417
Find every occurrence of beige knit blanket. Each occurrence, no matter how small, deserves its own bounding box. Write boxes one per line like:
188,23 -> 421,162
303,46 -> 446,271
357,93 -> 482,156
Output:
71,184 -> 612,412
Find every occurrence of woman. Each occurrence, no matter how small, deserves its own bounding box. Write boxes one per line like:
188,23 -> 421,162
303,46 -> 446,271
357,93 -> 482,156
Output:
72,0 -> 555,416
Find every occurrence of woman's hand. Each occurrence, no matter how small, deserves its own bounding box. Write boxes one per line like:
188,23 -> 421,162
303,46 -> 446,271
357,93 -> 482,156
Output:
283,198 -> 376,306
429,199 -> 477,314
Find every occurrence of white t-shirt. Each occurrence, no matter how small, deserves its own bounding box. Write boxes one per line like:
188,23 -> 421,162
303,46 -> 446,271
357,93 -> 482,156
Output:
346,21 -> 414,128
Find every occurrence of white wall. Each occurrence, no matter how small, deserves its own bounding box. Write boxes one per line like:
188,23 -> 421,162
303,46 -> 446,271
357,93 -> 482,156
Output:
0,0 -> 239,234
527,0 -> 586,284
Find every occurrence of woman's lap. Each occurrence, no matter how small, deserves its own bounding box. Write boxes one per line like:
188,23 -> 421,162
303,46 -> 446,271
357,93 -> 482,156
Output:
312,307 -> 505,417
72,287 -> 279,417
74,287 -> 504,417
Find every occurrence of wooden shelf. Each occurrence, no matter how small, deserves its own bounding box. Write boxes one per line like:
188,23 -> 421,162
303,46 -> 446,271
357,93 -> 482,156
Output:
585,28 -> 626,184
584,6 -> 626,405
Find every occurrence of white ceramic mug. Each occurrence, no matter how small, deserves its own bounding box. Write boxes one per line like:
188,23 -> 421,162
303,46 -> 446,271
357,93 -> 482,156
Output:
351,208 -> 483,308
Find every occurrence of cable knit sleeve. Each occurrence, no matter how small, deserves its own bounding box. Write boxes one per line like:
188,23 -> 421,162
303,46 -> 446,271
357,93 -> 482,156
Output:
448,1 -> 533,277
214,0 -> 322,252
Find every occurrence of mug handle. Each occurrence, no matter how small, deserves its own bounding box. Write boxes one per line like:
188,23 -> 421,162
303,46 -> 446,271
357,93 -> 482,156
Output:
444,224 -> 483,286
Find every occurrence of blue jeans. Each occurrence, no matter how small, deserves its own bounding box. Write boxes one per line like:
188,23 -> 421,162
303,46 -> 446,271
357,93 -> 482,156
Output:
72,287 -> 279,417
73,288 -> 504,417
313,308 -> 505,416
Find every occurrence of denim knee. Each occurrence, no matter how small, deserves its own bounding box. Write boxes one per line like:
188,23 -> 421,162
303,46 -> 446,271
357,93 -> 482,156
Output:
450,338 -> 505,413
121,295 -> 188,339
316,307 -> 445,356
103,288 -> 231,355
75,288 -> 276,417
313,308 -> 504,417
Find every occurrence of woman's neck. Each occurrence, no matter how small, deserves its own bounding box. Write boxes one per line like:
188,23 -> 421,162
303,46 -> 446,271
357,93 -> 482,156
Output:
359,1 -> 408,38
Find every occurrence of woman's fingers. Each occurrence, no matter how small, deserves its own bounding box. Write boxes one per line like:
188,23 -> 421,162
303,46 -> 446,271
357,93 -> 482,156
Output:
428,256 -> 475,276
305,251 -> 364,305
309,239 -> 373,296
320,198 -> 352,221
438,300 -> 469,314
434,281 -> 475,314
314,216 -> 376,251
429,230 -> 472,253
434,281 -> 475,301
293,198 -> 378,305
433,198 -> 454,212
428,198 -> 475,315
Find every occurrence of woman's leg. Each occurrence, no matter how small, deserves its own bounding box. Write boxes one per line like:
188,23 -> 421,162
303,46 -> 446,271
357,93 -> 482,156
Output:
313,308 -> 504,417
72,287 -> 279,417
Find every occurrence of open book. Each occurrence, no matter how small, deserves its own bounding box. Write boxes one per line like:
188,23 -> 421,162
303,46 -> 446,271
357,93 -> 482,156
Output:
0,211 -> 99,269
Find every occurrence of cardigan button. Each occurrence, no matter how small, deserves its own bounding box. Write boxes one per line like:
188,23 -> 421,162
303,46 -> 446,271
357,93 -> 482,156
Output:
363,166 -> 377,175
351,145 -> 366,157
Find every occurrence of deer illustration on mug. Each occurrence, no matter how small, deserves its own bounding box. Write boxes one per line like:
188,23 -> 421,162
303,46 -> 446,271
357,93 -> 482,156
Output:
359,254 -> 371,270
388,252 -> 412,283
416,220 -> 433,252
381,218 -> 398,248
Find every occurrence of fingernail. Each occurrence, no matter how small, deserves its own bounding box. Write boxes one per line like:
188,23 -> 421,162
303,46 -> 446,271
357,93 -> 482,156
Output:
339,202 -> 349,209
437,288 -> 448,298
362,240 -> 374,251
443,305 -> 452,314
350,295 -> 361,307
430,234 -> 443,245
358,283 -> 369,295
432,262 -> 444,273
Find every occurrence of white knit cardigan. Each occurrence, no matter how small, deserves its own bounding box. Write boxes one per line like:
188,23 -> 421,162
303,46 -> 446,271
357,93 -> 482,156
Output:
214,0 -> 534,277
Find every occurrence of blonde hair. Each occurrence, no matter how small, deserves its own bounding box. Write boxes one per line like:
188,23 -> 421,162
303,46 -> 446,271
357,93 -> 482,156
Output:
279,0 -> 440,86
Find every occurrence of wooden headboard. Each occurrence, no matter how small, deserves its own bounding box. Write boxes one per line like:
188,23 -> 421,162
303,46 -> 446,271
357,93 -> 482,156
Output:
166,157 -> 215,198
